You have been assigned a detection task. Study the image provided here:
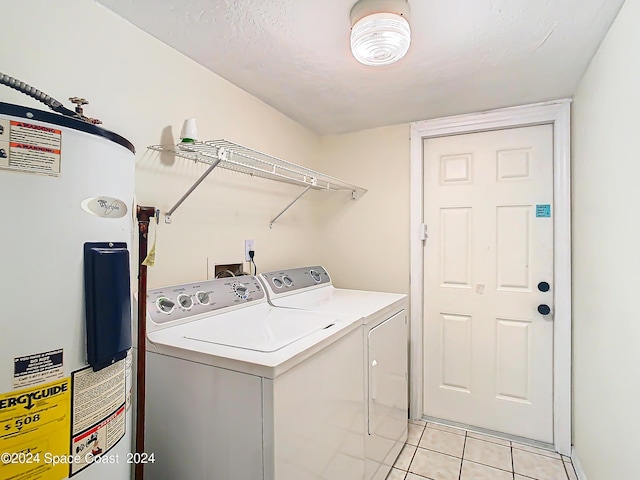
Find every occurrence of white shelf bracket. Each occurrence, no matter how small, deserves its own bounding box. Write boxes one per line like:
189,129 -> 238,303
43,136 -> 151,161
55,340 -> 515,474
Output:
269,186 -> 313,228
164,159 -> 221,223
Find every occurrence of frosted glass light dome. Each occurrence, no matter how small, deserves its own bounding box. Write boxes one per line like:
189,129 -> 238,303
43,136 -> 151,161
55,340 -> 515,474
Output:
350,12 -> 411,66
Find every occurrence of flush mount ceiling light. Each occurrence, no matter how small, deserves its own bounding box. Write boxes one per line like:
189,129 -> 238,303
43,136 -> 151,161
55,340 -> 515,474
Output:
350,0 -> 411,66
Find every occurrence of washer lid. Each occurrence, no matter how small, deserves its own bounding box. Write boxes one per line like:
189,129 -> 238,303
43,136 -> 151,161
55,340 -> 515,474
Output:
183,310 -> 335,353
268,285 -> 406,319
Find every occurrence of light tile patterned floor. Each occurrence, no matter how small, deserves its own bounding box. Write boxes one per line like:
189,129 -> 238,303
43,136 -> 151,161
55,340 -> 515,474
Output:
388,420 -> 578,480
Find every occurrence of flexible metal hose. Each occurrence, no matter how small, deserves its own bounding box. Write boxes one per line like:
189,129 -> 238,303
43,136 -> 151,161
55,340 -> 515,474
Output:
0,72 -> 80,119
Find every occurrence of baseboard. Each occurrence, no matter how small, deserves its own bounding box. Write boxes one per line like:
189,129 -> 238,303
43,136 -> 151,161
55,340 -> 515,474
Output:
572,447 -> 588,480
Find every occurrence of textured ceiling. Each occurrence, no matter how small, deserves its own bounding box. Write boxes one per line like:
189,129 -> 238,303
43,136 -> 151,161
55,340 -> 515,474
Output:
94,0 -> 624,134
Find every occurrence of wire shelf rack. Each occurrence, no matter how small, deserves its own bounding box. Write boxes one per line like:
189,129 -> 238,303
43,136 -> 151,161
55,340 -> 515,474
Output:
148,139 -> 367,225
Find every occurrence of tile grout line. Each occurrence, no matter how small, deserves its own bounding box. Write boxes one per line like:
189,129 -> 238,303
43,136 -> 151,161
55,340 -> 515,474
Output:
417,446 -> 464,459
511,440 -> 515,480
462,458 -> 518,474
417,423 -> 426,445
461,433 -> 516,474
512,444 -> 563,460
458,429 -> 468,480
405,423 -> 427,476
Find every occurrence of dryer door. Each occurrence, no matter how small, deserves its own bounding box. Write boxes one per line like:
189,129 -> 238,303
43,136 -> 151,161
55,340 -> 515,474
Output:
367,310 -> 408,479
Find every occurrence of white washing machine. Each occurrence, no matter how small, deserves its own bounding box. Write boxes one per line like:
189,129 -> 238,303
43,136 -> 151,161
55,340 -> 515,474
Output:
259,266 -> 408,480
144,275 -> 365,480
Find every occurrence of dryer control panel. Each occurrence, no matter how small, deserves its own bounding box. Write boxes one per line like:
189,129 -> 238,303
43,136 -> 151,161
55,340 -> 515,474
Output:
147,276 -> 265,325
260,266 -> 331,293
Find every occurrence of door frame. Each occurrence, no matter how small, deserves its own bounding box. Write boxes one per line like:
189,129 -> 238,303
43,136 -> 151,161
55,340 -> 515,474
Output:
409,100 -> 572,455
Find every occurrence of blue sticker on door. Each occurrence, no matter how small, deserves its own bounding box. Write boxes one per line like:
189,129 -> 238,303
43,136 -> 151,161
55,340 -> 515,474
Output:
536,204 -> 551,218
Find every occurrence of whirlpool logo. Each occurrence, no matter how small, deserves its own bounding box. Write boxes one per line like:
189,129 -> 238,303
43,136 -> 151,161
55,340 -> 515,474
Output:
81,196 -> 128,219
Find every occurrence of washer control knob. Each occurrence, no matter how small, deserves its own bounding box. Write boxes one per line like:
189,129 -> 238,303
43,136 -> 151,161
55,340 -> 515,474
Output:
233,283 -> 249,299
282,275 -> 293,287
272,277 -> 284,288
156,297 -> 175,314
196,291 -> 211,305
177,294 -> 193,310
309,269 -> 321,283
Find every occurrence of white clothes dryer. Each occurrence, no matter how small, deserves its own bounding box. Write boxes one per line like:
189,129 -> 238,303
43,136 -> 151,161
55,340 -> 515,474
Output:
259,266 -> 408,480
144,276 -> 364,480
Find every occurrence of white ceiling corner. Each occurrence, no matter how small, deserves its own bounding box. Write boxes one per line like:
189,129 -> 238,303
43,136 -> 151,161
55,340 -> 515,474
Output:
95,0 -> 625,135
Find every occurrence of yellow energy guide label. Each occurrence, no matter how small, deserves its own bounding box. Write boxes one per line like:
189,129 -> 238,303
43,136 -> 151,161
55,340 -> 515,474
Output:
0,378 -> 71,480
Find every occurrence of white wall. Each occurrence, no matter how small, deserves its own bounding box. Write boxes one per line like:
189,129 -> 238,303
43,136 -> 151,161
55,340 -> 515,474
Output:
571,0 -> 640,478
317,124 -> 410,293
1,0 -> 323,288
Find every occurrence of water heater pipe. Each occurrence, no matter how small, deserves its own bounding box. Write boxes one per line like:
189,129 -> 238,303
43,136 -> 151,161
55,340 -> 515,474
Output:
0,72 -> 102,124
135,206 -> 157,480
0,72 -> 79,119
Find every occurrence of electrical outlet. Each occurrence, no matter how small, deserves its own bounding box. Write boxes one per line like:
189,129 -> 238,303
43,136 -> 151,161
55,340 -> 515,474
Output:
245,239 -> 254,262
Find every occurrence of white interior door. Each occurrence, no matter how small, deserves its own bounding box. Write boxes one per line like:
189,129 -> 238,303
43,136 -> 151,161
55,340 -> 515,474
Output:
423,124 -> 554,443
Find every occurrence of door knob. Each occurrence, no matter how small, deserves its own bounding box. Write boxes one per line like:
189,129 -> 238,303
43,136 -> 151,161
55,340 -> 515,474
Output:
538,304 -> 551,315
538,282 -> 550,292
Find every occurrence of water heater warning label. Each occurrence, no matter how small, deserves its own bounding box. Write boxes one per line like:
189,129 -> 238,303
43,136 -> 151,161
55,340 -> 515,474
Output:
0,119 -> 62,176
69,360 -> 126,476
14,349 -> 64,389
